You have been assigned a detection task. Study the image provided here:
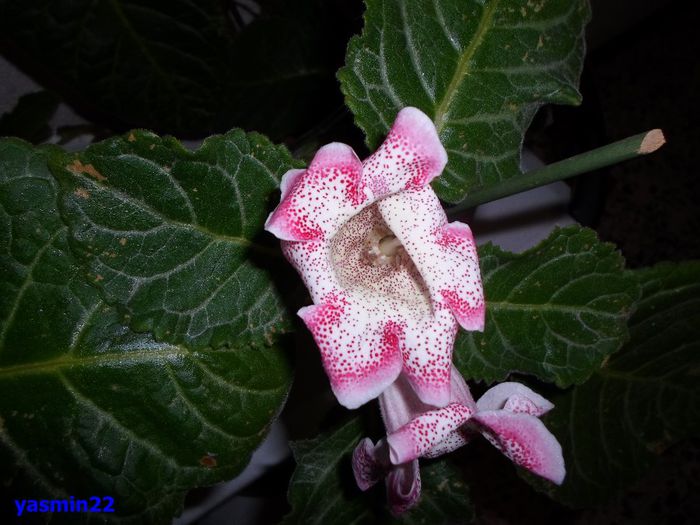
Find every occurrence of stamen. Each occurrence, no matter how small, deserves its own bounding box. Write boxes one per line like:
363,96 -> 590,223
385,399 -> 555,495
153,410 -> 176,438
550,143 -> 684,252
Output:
378,235 -> 403,257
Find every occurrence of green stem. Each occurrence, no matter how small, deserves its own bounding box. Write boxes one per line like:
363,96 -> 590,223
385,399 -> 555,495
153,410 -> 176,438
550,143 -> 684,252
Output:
447,129 -> 665,215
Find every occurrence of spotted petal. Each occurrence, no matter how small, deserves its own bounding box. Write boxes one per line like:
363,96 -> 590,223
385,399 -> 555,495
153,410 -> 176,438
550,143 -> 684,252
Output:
352,437 -> 388,491
472,411 -> 566,485
265,143 -> 364,241
378,188 -> 485,404
266,107 -> 447,242
477,382 -> 555,416
423,366 -> 478,458
386,402 -> 474,465
386,460 -> 421,516
266,107 -> 482,409
362,106 -> 448,195
380,368 -> 476,463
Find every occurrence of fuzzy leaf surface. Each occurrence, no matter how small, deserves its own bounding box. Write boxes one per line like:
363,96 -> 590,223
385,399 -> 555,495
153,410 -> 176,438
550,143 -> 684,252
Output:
455,226 -> 639,386
54,129 -> 299,349
339,0 -> 590,203
530,262 -> 700,506
0,139 -> 292,524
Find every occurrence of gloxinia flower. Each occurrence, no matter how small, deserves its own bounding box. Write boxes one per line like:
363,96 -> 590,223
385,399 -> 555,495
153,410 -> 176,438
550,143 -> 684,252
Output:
265,107 -> 485,409
352,367 -> 565,515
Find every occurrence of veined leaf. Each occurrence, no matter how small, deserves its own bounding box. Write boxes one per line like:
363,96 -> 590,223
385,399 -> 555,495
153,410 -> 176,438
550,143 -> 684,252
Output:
339,0 -> 590,203
455,226 -> 639,386
284,417 -> 473,524
284,418 -> 373,525
401,460 -> 474,525
0,139 -> 292,523
529,261 -> 700,506
54,129 -> 301,349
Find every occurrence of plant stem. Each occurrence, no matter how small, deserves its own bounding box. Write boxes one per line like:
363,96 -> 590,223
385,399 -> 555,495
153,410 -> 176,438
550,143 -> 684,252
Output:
447,129 -> 665,215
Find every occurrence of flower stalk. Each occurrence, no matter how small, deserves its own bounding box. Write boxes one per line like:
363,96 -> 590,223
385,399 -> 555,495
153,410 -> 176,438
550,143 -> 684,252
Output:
447,129 -> 665,215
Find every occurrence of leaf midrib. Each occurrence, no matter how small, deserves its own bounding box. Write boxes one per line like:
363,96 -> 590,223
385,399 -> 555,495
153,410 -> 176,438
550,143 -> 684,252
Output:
0,347 -> 185,378
433,0 -> 501,132
488,300 -> 621,318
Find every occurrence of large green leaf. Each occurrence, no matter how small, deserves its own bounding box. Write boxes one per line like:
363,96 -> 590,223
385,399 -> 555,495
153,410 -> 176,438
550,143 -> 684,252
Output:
0,139 -> 292,523
284,417 -> 473,524
54,129 -> 300,349
455,226 -> 639,386
339,0 -> 590,203
529,261 -> 700,506
0,0 -> 348,140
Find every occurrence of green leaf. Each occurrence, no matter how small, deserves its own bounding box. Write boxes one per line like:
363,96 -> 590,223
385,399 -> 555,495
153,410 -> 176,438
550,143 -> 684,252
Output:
401,460 -> 474,525
529,261 -> 700,506
455,226 -> 639,386
284,418 -> 373,525
339,0 -> 590,203
0,0 -> 347,140
284,417 -> 473,524
54,128 -> 300,349
0,138 -> 292,523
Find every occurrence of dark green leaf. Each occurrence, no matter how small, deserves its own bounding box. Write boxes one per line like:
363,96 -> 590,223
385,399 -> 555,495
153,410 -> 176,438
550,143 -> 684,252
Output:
455,226 -> 639,386
339,0 -> 590,203
0,138 -> 292,523
54,129 -> 300,349
401,460 -> 473,525
284,417 -> 473,524
284,418 -> 373,525
528,261 -> 700,506
0,91 -> 60,144
0,0 -> 349,140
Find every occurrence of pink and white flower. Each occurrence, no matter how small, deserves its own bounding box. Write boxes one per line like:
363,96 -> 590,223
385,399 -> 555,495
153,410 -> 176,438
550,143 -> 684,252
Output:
265,107 -> 485,409
352,366 -> 565,515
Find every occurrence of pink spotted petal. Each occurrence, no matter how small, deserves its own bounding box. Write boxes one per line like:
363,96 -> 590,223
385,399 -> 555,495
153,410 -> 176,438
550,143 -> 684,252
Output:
265,142 -> 365,241
422,365 -> 478,458
282,204 -> 423,410
266,108 -> 485,412
379,187 -> 485,332
400,309 -> 457,407
376,188 -> 484,404
472,411 -> 566,485
298,302 -> 402,409
379,373 -> 435,433
423,427 -> 473,459
278,168 -> 305,200
477,382 -> 555,416
363,107 -> 448,196
352,438 -> 389,491
386,460 -> 422,516
386,402 -> 474,465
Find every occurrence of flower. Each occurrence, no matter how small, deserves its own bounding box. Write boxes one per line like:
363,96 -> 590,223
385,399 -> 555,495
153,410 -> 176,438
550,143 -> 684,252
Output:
265,108 -> 485,409
352,366 -> 565,515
